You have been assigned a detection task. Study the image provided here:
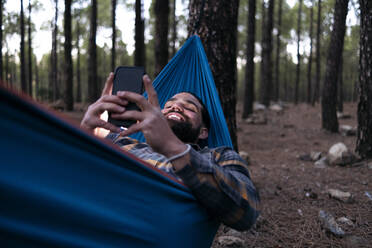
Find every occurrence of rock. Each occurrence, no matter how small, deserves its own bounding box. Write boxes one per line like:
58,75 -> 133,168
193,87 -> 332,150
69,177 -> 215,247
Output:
337,217 -> 354,226
269,104 -> 283,113
310,151 -> 322,161
340,125 -> 357,136
314,157 -> 328,168
297,209 -> 303,216
365,191 -> 372,201
327,189 -> 353,203
238,151 -> 250,164
217,236 -> 245,247
299,154 -> 312,161
244,114 -> 267,125
368,162 -> 372,169
253,102 -> 266,111
328,143 -> 356,166
337,111 -> 352,119
49,99 -> 65,111
318,210 -> 345,237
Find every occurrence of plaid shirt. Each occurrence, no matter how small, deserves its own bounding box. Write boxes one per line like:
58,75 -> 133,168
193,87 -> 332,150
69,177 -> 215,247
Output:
107,134 -> 260,231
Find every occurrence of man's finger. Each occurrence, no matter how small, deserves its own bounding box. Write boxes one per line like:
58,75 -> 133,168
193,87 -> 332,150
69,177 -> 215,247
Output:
143,75 -> 160,108
117,91 -> 149,111
96,102 -> 126,115
100,95 -> 128,106
120,122 -> 143,137
101,72 -> 114,96
96,119 -> 121,133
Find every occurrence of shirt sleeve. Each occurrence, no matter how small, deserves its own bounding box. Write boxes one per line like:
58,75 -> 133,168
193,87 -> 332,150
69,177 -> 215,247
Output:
174,147 -> 260,231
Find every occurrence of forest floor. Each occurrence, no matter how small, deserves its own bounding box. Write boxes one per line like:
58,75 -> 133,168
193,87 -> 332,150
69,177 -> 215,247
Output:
64,102 -> 371,248
211,102 -> 372,248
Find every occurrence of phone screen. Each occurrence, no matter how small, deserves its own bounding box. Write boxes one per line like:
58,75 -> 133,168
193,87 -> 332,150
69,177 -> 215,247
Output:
108,66 -> 145,128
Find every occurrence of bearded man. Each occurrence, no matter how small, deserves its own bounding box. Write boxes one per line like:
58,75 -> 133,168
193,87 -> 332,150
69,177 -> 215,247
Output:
81,73 -> 260,231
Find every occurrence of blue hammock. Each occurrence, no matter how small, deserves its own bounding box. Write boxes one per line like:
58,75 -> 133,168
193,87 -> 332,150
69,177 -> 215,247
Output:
0,36 -> 229,247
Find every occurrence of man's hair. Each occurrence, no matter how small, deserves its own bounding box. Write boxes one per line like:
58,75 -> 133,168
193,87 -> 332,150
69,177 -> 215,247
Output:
183,92 -> 211,131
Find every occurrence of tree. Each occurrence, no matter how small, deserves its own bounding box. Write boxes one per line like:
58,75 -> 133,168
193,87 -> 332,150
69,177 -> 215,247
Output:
321,0 -> 349,132
154,0 -> 169,76
134,0 -> 145,66
274,0 -> 283,102
242,0 -> 256,118
337,53 -> 344,112
111,0 -> 116,72
295,0 -> 302,105
307,0 -> 314,104
27,0 -> 32,97
188,0 -> 240,149
75,17 -> 81,103
88,0 -> 98,102
50,0 -> 59,101
356,0 -> 372,158
170,0 -> 177,57
0,0 -> 3,81
20,0 -> 27,93
260,0 -> 274,107
312,0 -> 321,105
64,0 -> 73,110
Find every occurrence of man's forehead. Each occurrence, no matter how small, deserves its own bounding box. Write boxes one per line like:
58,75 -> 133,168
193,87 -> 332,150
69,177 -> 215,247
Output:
167,92 -> 202,107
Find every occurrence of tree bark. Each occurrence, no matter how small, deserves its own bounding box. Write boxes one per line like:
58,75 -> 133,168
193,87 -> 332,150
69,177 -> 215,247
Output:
154,0 -> 169,76
242,0 -> 256,118
188,0 -> 240,150
20,0 -> 27,93
171,0 -> 177,57
295,0 -> 302,105
0,0 -> 3,81
356,0 -> 372,158
274,0 -> 282,102
50,0 -> 59,101
337,53 -> 344,112
34,57 -> 39,100
312,0 -> 321,105
134,0 -> 145,66
321,0 -> 348,132
111,0 -> 116,72
76,21 -> 81,103
28,0 -> 32,97
260,0 -> 274,107
307,0 -> 314,104
64,0 -> 73,110
88,0 -> 98,102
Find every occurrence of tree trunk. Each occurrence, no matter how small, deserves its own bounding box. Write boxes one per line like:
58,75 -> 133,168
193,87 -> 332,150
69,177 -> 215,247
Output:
356,0 -> 372,158
34,57 -> 39,101
51,0 -> 59,101
0,0 -> 3,81
28,0 -> 32,97
307,0 -> 314,104
111,0 -> 116,72
5,51 -> 9,83
188,0 -> 240,150
242,0 -> 256,118
171,0 -> 177,57
321,0 -> 348,132
274,0 -> 282,102
64,0 -> 73,110
154,0 -> 169,76
260,0 -> 274,107
76,21 -> 82,103
312,0 -> 321,105
20,0 -> 27,93
337,54 -> 344,112
295,0 -> 302,105
134,0 -> 145,66
88,0 -> 98,102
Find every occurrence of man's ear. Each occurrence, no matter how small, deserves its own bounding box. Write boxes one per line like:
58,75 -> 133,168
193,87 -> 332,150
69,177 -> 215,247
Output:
198,127 -> 208,140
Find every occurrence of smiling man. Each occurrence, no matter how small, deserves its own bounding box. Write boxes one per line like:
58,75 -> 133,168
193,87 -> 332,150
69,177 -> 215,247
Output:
81,73 -> 260,231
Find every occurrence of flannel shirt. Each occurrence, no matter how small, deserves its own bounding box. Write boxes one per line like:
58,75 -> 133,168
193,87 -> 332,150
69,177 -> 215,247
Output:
107,134 -> 260,231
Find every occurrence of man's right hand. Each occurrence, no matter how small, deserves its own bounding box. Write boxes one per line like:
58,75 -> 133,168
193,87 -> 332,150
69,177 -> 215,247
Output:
80,73 -> 128,133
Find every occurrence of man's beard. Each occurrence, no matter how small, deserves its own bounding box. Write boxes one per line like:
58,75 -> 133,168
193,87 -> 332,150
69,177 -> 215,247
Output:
167,119 -> 201,144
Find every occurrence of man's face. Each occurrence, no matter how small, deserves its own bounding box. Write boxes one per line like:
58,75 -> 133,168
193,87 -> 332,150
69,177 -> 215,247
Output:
161,93 -> 208,143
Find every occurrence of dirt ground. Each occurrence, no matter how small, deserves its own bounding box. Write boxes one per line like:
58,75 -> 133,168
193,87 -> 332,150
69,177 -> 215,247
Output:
211,102 -> 372,248
65,102 -> 371,247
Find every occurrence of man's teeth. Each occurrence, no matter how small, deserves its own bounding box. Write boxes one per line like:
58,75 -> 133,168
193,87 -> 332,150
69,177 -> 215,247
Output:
168,114 -> 181,120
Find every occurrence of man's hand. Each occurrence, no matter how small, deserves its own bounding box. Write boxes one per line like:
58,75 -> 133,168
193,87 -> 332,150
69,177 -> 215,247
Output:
80,73 -> 128,133
111,75 -> 188,158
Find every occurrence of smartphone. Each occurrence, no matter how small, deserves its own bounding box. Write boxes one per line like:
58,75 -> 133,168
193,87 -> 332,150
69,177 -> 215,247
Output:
108,66 -> 145,128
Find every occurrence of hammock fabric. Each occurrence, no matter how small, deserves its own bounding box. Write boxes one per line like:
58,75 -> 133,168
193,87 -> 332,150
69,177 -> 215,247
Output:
133,35 -> 233,148
0,35 -> 228,247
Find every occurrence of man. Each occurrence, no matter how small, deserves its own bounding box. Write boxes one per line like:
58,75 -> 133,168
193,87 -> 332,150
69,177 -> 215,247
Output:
81,73 -> 260,231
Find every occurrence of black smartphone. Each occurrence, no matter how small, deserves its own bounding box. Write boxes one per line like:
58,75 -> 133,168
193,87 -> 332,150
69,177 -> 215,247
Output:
108,66 -> 145,128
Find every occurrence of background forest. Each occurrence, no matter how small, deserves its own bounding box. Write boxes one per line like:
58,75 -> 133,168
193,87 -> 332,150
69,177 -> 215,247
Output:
1,1 -> 372,247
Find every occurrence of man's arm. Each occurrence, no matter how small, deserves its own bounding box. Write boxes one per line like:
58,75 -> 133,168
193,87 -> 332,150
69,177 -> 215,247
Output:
173,147 -> 260,231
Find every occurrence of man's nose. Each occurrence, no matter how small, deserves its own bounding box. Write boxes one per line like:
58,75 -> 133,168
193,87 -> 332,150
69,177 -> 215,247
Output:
170,104 -> 183,112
